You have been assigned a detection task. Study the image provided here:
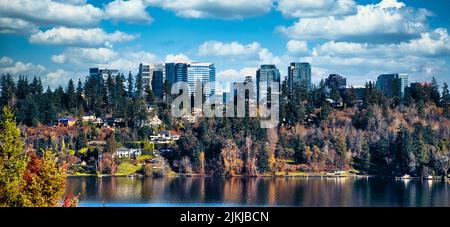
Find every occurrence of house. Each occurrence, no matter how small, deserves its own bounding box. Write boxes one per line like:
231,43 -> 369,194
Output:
82,115 -> 103,124
115,147 -> 143,158
105,117 -> 126,127
58,117 -> 77,127
150,130 -> 180,142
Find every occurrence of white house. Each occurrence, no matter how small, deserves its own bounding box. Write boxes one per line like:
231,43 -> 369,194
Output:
115,147 -> 143,158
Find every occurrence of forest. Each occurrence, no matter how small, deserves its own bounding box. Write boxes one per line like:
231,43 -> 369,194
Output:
1,72 -> 449,177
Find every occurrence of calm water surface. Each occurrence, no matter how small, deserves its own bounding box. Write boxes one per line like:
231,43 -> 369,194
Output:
65,176 -> 450,207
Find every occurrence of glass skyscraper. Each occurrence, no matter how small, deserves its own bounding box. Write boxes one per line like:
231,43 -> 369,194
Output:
256,64 -> 280,104
187,62 -> 215,97
152,69 -> 164,98
376,73 -> 408,98
287,62 -> 311,93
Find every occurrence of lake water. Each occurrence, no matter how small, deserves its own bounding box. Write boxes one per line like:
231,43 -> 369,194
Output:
66,176 -> 450,207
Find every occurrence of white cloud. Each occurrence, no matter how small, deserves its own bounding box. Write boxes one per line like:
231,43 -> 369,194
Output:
52,47 -> 159,74
277,0 -> 356,18
148,0 -> 274,19
105,0 -> 153,23
51,47 -> 118,65
0,56 -> 14,65
51,54 -> 66,64
29,27 -> 137,47
0,17 -> 38,34
44,69 -> 75,88
198,41 -> 261,57
286,40 -> 309,55
278,0 -> 430,42
165,53 -> 191,63
0,0 -> 104,28
0,56 -> 45,75
217,67 -> 256,83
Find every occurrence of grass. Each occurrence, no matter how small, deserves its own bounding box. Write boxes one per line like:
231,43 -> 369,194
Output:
136,155 -> 153,162
115,162 -> 141,176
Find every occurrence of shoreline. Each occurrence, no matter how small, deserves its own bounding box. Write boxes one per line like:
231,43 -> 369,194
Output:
67,173 -> 447,180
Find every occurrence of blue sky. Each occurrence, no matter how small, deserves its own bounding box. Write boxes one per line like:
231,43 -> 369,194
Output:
0,0 -> 449,89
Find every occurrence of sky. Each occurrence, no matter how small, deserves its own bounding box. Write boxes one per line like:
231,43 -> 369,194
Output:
0,0 -> 449,89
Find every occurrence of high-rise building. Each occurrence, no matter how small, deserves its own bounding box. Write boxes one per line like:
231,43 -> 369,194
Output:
256,64 -> 280,104
89,67 -> 119,81
187,62 -> 215,97
139,63 -> 164,87
287,62 -> 311,93
325,74 -> 347,89
152,69 -> 164,98
376,73 -> 408,98
165,62 -> 188,85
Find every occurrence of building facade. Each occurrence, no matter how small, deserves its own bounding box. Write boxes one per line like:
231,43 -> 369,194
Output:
89,67 -> 119,81
376,73 -> 408,98
256,64 -> 280,104
287,62 -> 311,93
152,69 -> 164,98
325,74 -> 347,89
165,62 -> 188,85
187,62 -> 216,97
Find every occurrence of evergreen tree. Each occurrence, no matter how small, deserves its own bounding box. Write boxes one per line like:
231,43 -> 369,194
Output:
430,77 -> 441,106
0,74 -> 16,107
441,82 -> 450,118
127,71 -> 133,98
293,136 -> 307,164
0,106 -> 27,206
135,72 -> 143,98
394,125 -> 414,175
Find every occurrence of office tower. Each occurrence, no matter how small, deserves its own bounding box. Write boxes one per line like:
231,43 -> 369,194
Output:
256,64 -> 280,104
287,62 -> 311,93
187,62 -> 215,97
165,62 -> 189,85
376,73 -> 408,98
138,63 -> 151,86
89,67 -> 119,81
152,69 -> 164,98
139,63 -> 164,88
325,74 -> 347,89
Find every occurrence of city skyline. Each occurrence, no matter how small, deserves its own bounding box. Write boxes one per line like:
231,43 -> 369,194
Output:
0,0 -> 450,89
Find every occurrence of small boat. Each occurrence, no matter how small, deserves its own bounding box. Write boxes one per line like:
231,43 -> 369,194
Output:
424,175 -> 433,180
395,174 -> 411,180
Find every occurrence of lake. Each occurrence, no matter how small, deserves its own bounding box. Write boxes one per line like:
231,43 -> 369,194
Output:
65,176 -> 450,207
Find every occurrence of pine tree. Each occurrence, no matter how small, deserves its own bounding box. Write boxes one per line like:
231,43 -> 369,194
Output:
293,136 -> 306,164
441,82 -> 450,118
0,106 -> 27,206
430,77 -> 441,106
127,71 -> 134,98
395,125 -> 414,175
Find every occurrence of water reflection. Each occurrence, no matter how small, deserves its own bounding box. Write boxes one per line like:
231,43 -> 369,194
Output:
65,177 -> 450,207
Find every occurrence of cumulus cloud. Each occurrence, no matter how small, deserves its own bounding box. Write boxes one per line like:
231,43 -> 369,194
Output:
51,47 -> 159,74
286,40 -> 309,55
165,53 -> 191,63
0,0 -> 104,28
147,0 -> 274,19
198,41 -> 261,57
0,17 -> 38,34
0,56 -> 46,74
29,27 -> 137,47
217,67 -> 256,83
105,0 -> 153,23
277,0 -> 430,42
51,47 -> 118,65
277,0 -> 356,18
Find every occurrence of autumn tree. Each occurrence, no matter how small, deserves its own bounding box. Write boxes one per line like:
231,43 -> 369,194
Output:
0,106 -> 27,206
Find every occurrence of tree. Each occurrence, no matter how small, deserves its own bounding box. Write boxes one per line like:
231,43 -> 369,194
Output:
127,71 -> 134,98
394,125 -> 414,175
21,150 -> 66,207
221,140 -> 243,176
441,82 -> 450,118
430,77 -> 441,106
0,106 -> 27,206
293,136 -> 307,164
98,152 -> 116,174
